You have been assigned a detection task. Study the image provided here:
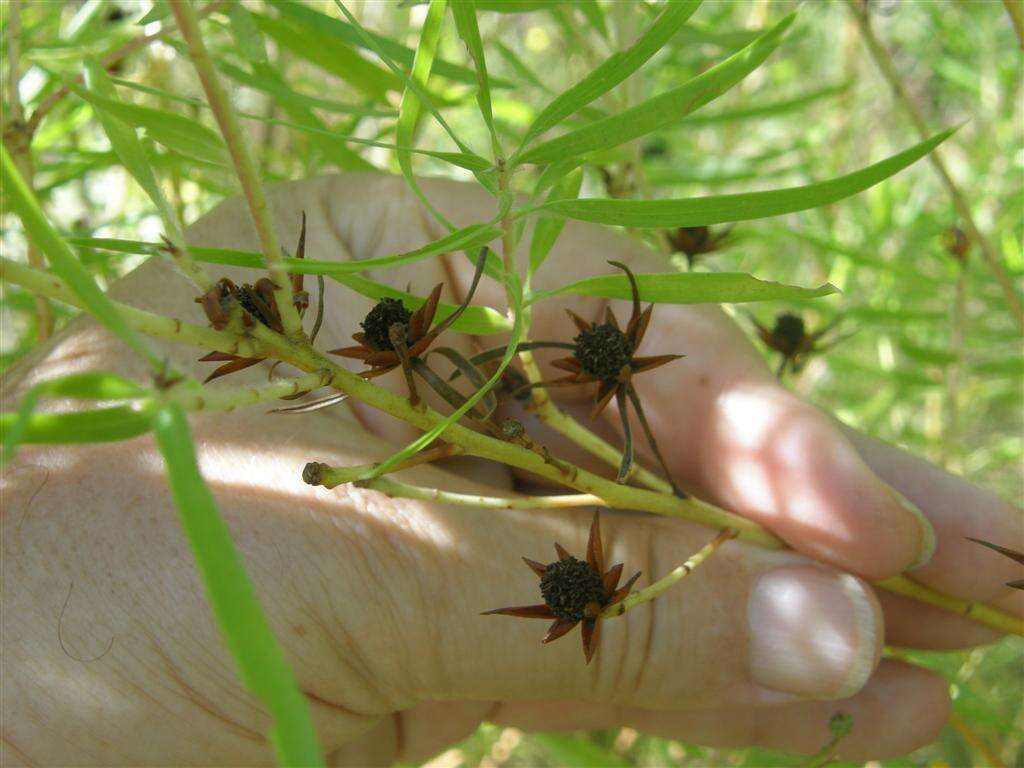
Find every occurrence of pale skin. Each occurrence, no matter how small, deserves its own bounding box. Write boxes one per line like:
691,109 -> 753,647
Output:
2,175 -> 1021,766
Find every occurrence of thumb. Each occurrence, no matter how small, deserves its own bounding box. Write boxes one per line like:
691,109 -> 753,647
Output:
367,493 -> 884,708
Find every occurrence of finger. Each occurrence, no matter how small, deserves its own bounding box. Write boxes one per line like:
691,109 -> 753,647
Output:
408,506 -> 884,709
876,589 -> 1002,649
492,660 -> 949,762
419,176 -> 931,579
844,427 -> 1023,612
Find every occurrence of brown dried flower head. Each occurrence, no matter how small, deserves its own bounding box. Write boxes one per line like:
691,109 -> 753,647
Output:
482,513 -> 640,664
533,261 -> 684,493
195,213 -> 311,383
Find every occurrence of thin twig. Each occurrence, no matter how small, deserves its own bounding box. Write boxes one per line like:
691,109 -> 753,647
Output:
846,0 -> 1024,334
4,0 -> 53,339
601,528 -> 737,618
1,258 -> 259,357
349,476 -> 606,511
169,0 -> 303,339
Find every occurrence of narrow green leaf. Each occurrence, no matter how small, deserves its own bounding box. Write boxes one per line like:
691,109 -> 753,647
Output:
1,145 -> 157,365
68,82 -> 229,165
520,0 -> 700,148
73,222 -> 501,276
226,8 -> 375,173
451,0 -> 501,156
251,12 -> 399,101
69,234 -> 511,334
529,270 -> 837,305
0,406 -> 151,445
2,372 -> 147,461
517,12 -> 795,165
151,404 -> 323,767
539,128 -> 956,228
226,2 -> 269,64
270,0 -> 514,88
396,0 -> 450,227
683,81 -> 850,125
529,168 -> 582,277
329,0 -> 478,159
82,61 -> 184,243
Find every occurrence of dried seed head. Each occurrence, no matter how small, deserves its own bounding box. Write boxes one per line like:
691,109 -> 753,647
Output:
362,298 -> 412,351
773,313 -> 806,355
574,323 -> 634,380
540,556 -> 605,621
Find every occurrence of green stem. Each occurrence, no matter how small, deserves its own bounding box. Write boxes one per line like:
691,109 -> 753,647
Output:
601,528 -> 737,619
337,475 -> 605,510
0,258 -> 260,358
169,0 -> 303,339
7,260 -> 1020,638
169,370 -> 332,413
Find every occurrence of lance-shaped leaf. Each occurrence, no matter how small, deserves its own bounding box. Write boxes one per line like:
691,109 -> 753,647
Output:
537,127 -> 956,228
520,0 -> 700,148
451,0 -> 501,156
517,12 -> 795,165
528,271 -> 837,306
152,404 -> 323,765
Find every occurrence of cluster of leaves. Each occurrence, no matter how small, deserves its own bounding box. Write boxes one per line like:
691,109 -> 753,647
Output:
2,1 -> 1021,766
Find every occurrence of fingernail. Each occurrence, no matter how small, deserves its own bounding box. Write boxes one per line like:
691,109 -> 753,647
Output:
748,566 -> 881,700
895,492 -> 936,571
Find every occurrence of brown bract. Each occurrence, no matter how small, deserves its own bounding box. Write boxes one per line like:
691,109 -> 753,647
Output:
327,249 -> 488,405
482,512 -> 641,664
533,261 -> 684,494
750,312 -> 852,378
194,212 -> 311,383
666,225 -> 731,269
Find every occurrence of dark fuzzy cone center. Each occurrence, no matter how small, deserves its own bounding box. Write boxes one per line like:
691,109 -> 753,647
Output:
773,313 -> 806,355
574,323 -> 634,380
362,298 -> 412,351
237,285 -> 274,328
540,556 -> 605,621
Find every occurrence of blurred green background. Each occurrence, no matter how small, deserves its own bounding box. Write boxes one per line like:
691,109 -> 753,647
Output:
2,1 -> 1021,765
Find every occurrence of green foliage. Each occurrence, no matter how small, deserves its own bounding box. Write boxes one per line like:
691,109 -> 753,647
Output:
3,1 -> 1021,767
151,403 -> 323,767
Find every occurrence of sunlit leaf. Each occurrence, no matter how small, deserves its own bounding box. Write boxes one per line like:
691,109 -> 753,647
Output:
520,0 -> 700,148
529,270 -> 837,305
538,128 -> 955,227
152,404 -> 323,766
517,12 -> 795,165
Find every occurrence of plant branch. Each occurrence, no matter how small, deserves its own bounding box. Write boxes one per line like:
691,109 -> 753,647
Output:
339,475 -> 605,510
4,0 -> 54,340
169,370 -> 332,413
846,0 -> 1024,334
0,258 -> 260,358
602,528 -> 737,618
6,260 -> 1020,637
169,0 -> 303,339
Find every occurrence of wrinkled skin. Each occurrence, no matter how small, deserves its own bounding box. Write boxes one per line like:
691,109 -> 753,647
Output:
2,174 -> 1021,766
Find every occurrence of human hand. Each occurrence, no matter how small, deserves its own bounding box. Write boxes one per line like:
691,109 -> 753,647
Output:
3,174 -> 1020,766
